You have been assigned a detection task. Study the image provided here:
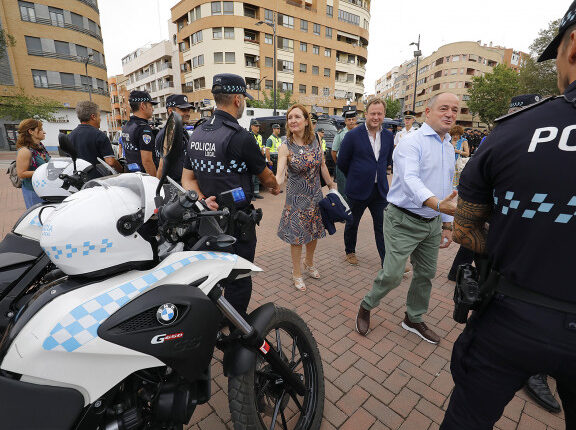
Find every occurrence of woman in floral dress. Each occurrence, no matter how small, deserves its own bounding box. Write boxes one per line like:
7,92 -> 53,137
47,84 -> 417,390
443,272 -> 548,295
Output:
276,104 -> 336,291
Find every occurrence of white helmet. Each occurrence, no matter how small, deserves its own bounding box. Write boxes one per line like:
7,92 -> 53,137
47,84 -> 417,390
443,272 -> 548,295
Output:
32,158 -> 93,201
40,173 -> 161,276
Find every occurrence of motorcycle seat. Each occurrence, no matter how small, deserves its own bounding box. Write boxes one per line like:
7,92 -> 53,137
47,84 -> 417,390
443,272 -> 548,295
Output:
0,233 -> 43,271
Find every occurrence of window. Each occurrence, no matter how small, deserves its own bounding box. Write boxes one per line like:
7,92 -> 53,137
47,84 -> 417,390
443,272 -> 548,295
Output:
19,1 -> 36,22
347,73 -> 354,82
225,52 -> 235,63
211,1 -> 222,15
313,23 -> 321,35
87,19 -> 99,36
60,72 -> 75,88
223,1 -> 234,14
81,75 -> 92,90
224,27 -> 235,39
245,54 -> 257,67
32,70 -> 48,88
278,37 -> 293,52
323,87 -> 330,96
280,60 -> 294,72
312,45 -> 319,55
49,7 -> 65,27
300,42 -> 307,52
338,9 -> 360,26
265,34 -> 273,44
299,84 -> 306,94
325,27 -> 332,38
25,36 -> 41,53
452,55 -> 460,62
327,5 -> 333,17
278,14 -> 294,29
265,79 -> 273,90
194,77 -> 206,89
299,63 -> 307,73
190,5 -> 201,21
213,27 -> 222,39
191,30 -> 203,44
70,12 -> 84,28
244,29 -> 258,43
312,66 -> 319,75
311,86 -> 318,95
193,54 -> 204,68
214,52 -> 223,63
243,4 -> 257,18
265,9 -> 273,24
324,68 -> 330,77
54,40 -> 70,56
265,57 -> 273,67
324,48 -> 331,57
76,44 -> 88,58
300,19 -> 308,32
280,82 -> 293,92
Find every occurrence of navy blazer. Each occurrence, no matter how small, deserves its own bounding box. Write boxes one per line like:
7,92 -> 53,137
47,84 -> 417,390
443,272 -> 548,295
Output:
337,125 -> 394,201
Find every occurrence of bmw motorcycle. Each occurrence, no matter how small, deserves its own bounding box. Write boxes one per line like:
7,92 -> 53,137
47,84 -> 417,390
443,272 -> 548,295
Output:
0,113 -> 325,429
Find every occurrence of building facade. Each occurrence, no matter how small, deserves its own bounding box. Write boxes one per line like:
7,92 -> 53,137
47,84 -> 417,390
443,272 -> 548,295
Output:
376,41 -> 527,128
107,74 -> 130,136
170,0 -> 370,117
0,0 -> 110,151
121,38 -> 182,123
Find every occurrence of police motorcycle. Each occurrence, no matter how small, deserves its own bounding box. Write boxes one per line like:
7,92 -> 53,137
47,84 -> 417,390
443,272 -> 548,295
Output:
0,113 -> 325,430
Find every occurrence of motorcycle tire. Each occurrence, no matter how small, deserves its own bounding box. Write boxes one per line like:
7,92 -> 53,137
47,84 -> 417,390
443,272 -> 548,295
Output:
228,306 -> 325,430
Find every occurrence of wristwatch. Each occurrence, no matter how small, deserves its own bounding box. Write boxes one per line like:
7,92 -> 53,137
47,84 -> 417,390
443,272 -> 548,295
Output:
441,225 -> 453,231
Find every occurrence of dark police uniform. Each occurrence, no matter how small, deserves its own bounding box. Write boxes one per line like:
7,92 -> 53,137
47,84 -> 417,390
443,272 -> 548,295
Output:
440,23 -> 576,427
184,74 -> 266,315
122,91 -> 157,172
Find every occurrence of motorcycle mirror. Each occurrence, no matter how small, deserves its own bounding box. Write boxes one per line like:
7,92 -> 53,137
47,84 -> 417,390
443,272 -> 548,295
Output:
156,112 -> 183,196
215,234 -> 237,248
58,133 -> 77,171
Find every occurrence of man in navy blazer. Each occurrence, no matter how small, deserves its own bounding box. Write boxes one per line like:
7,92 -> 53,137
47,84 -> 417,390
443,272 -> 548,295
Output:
337,97 -> 394,266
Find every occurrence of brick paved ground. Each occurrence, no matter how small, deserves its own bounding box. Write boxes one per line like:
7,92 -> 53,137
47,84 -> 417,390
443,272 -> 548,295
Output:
0,160 -> 565,430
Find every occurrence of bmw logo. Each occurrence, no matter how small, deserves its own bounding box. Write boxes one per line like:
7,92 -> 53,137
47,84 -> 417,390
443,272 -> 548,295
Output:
156,303 -> 178,325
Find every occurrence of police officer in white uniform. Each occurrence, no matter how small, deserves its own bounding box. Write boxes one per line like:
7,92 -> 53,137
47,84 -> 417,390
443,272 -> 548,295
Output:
394,110 -> 417,147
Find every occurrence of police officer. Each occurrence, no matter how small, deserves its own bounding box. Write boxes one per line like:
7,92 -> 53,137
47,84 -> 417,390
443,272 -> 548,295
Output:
394,110 -> 417,147
181,73 -> 280,315
316,128 -> 326,151
440,3 -> 576,427
155,94 -> 192,183
266,124 -> 282,173
249,120 -> 264,200
122,90 -> 158,175
331,109 -> 357,200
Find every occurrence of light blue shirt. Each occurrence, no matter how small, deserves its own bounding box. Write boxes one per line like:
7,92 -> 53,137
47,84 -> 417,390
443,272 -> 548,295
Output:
387,122 -> 455,222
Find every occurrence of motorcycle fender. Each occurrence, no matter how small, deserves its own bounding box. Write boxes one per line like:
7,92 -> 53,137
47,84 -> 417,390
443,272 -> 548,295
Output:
223,302 -> 275,377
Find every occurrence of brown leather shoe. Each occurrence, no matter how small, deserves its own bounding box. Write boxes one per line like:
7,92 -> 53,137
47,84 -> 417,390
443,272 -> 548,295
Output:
356,304 -> 370,336
401,313 -> 440,344
346,253 -> 359,265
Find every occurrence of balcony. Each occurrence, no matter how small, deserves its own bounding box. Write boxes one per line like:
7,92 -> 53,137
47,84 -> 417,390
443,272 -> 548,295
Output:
26,49 -> 106,70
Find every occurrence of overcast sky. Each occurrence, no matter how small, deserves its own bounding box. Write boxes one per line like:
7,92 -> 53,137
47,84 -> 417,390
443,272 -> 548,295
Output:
99,0 -> 568,92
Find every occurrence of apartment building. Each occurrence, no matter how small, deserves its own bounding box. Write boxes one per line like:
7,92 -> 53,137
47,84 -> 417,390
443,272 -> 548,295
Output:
107,74 -> 130,135
121,37 -> 182,123
171,0 -> 370,117
0,0 -> 110,150
377,41 -> 527,127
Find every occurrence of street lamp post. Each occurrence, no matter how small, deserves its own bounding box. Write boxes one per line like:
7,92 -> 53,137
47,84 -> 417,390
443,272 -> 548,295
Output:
83,53 -> 94,101
257,75 -> 267,102
256,13 -> 277,115
410,35 -> 421,112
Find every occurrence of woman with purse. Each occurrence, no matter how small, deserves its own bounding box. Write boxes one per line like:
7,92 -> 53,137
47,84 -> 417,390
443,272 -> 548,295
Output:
451,125 -> 469,189
15,119 -> 51,208
276,104 -> 336,292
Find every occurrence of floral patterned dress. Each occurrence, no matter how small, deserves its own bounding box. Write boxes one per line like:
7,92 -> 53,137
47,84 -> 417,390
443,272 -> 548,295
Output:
277,138 -> 326,245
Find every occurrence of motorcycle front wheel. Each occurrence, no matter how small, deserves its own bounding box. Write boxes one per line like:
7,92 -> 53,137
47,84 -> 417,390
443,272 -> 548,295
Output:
228,306 -> 325,430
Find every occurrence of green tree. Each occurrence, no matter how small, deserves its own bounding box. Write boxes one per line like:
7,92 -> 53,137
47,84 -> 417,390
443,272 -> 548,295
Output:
518,19 -> 560,96
248,90 -> 295,110
384,97 -> 401,118
467,64 -> 520,129
0,28 -> 15,58
0,88 -> 62,121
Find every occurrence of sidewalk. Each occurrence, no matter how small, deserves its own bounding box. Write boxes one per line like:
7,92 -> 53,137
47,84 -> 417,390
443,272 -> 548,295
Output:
0,174 -> 565,430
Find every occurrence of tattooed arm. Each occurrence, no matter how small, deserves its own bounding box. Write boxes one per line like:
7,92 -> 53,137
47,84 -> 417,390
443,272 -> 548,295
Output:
453,197 -> 492,254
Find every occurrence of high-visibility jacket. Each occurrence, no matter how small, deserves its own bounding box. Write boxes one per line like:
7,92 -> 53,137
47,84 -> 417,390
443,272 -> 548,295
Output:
267,134 -> 282,153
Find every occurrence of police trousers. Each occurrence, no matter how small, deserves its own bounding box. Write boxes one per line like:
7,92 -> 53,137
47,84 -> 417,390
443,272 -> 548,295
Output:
222,238 -> 257,317
440,294 -> 576,430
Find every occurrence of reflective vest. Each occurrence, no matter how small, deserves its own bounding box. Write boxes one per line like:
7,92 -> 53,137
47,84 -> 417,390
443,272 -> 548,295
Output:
321,138 -> 326,151
267,134 -> 281,153
186,117 -> 252,203
251,132 -> 263,149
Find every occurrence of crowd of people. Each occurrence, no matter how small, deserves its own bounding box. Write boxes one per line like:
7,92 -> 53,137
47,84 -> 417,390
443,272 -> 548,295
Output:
11,2 -> 576,426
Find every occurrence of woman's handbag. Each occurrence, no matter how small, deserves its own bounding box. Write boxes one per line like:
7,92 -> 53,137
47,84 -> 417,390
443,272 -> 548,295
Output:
455,156 -> 470,173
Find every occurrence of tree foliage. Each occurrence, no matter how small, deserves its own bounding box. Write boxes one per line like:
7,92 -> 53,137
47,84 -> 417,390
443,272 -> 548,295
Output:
248,90 -> 295,110
0,29 -> 16,58
384,97 -> 401,118
0,88 -> 62,121
467,64 -> 520,129
518,19 -> 560,96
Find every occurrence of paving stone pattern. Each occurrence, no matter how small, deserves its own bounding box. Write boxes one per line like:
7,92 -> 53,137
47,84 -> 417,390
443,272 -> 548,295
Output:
0,167 -> 565,430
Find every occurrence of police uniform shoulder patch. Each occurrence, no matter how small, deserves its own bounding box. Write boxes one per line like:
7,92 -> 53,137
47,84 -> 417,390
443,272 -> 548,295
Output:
495,96 -> 559,123
142,134 -> 152,144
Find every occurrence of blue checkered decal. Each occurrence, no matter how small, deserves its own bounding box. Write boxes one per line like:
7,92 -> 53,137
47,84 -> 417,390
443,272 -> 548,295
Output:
32,179 -> 48,188
29,215 -> 42,227
494,191 -> 576,224
43,239 -> 113,260
42,252 -> 237,352
188,158 -> 247,174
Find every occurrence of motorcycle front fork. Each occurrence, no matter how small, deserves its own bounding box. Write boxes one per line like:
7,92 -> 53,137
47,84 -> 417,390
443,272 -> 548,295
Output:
209,286 -> 306,397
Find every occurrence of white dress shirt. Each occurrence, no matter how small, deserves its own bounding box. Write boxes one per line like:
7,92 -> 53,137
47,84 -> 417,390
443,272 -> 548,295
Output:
394,126 -> 417,146
365,123 -> 381,182
386,123 -> 455,222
